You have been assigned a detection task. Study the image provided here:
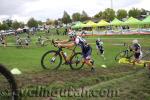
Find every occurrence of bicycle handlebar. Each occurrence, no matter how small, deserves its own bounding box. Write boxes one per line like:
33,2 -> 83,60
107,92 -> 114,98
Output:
51,39 -> 57,47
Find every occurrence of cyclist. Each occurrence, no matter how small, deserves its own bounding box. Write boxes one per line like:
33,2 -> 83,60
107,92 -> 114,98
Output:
130,39 -> 142,65
55,30 -> 95,72
96,38 -> 105,60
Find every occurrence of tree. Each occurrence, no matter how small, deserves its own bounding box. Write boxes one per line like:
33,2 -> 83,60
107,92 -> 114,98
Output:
94,11 -> 103,19
81,11 -> 90,21
62,11 -> 72,24
46,19 -> 54,25
0,23 -> 2,30
102,8 -> 115,21
12,21 -> 21,30
37,21 -> 43,26
20,22 -> 25,28
3,19 -> 12,28
72,12 -> 81,22
140,8 -> 147,16
117,9 -> 127,20
1,23 -> 9,30
27,18 -> 38,28
128,8 -> 141,18
54,20 -> 59,26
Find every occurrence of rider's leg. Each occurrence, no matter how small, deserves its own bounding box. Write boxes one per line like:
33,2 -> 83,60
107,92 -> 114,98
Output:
83,52 -> 95,72
133,53 -> 141,65
100,49 -> 105,60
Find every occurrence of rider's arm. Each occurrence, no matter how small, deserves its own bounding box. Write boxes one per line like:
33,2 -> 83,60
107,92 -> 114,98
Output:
55,39 -> 70,44
58,42 -> 75,48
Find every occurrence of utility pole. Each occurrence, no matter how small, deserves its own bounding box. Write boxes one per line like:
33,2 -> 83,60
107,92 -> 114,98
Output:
111,0 -> 113,9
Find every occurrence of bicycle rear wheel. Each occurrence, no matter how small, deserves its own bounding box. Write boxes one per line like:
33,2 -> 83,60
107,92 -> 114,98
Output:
0,64 -> 19,100
69,52 -> 84,70
115,50 -> 128,62
41,50 -> 62,70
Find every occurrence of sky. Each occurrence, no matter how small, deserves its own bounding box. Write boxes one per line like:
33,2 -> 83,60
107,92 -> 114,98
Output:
0,0 -> 149,23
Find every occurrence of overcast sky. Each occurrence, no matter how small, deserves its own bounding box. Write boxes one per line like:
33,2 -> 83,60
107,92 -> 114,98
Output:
0,0 -> 149,23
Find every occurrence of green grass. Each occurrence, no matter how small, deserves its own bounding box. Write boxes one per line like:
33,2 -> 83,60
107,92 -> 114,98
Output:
2,33 -> 150,72
1,32 -> 150,100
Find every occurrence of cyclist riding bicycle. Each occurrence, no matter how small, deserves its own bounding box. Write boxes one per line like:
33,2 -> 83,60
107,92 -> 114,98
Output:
130,39 -> 142,65
55,30 -> 95,72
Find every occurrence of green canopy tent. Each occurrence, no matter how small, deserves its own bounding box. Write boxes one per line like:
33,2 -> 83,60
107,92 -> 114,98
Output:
110,18 -> 123,26
142,16 -> 150,24
96,20 -> 110,27
83,20 -> 97,27
123,17 -> 142,25
72,22 -> 85,29
81,21 -> 97,35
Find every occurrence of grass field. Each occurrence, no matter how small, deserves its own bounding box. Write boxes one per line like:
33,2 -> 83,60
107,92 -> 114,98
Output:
0,32 -> 150,100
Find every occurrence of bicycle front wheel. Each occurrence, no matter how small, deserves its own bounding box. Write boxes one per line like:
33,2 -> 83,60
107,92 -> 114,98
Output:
41,50 -> 62,70
70,52 -> 84,70
0,64 -> 19,100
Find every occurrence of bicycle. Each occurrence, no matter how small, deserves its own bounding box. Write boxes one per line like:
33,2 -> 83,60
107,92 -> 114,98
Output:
41,40 -> 85,70
115,45 -> 134,62
115,46 -> 150,61
0,64 -> 19,100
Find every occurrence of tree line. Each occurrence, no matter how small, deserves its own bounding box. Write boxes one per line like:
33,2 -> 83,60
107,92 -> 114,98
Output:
0,8 -> 148,30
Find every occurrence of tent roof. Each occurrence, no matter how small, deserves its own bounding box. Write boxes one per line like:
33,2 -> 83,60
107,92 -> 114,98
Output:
97,20 -> 109,26
72,22 -> 85,29
110,18 -> 123,26
83,20 -> 97,27
124,17 -> 141,25
142,16 -> 150,24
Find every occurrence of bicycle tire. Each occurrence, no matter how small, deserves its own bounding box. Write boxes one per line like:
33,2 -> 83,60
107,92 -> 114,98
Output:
41,50 -> 62,70
0,64 -> 19,100
69,52 -> 84,70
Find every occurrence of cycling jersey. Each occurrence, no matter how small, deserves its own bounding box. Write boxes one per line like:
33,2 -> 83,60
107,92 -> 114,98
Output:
96,40 -> 104,54
132,43 -> 142,59
74,36 -> 92,59
133,43 -> 141,52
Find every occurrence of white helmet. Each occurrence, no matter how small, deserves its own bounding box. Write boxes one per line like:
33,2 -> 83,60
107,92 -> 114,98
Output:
68,31 -> 76,37
132,39 -> 138,44
97,38 -> 101,41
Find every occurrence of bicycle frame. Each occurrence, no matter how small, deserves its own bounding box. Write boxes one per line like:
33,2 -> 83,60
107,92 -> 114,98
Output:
55,46 -> 77,63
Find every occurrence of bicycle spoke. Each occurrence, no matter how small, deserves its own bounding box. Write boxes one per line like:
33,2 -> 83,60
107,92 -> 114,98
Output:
41,51 -> 62,70
70,52 -> 84,70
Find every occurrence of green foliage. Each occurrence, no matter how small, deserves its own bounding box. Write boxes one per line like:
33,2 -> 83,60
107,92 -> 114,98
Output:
54,20 -> 59,26
27,18 -> 38,28
117,9 -> 127,20
37,21 -> 43,26
3,19 -> 13,28
46,19 -> 53,25
128,8 -> 141,18
12,21 -> 24,30
62,11 -> 72,24
81,11 -> 90,22
94,11 -> 103,19
0,23 -> 9,30
72,12 -> 81,22
102,8 -> 115,21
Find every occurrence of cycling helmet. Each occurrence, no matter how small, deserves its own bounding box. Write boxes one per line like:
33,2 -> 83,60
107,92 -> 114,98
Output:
132,39 -> 138,44
97,38 -> 101,41
68,31 -> 76,37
